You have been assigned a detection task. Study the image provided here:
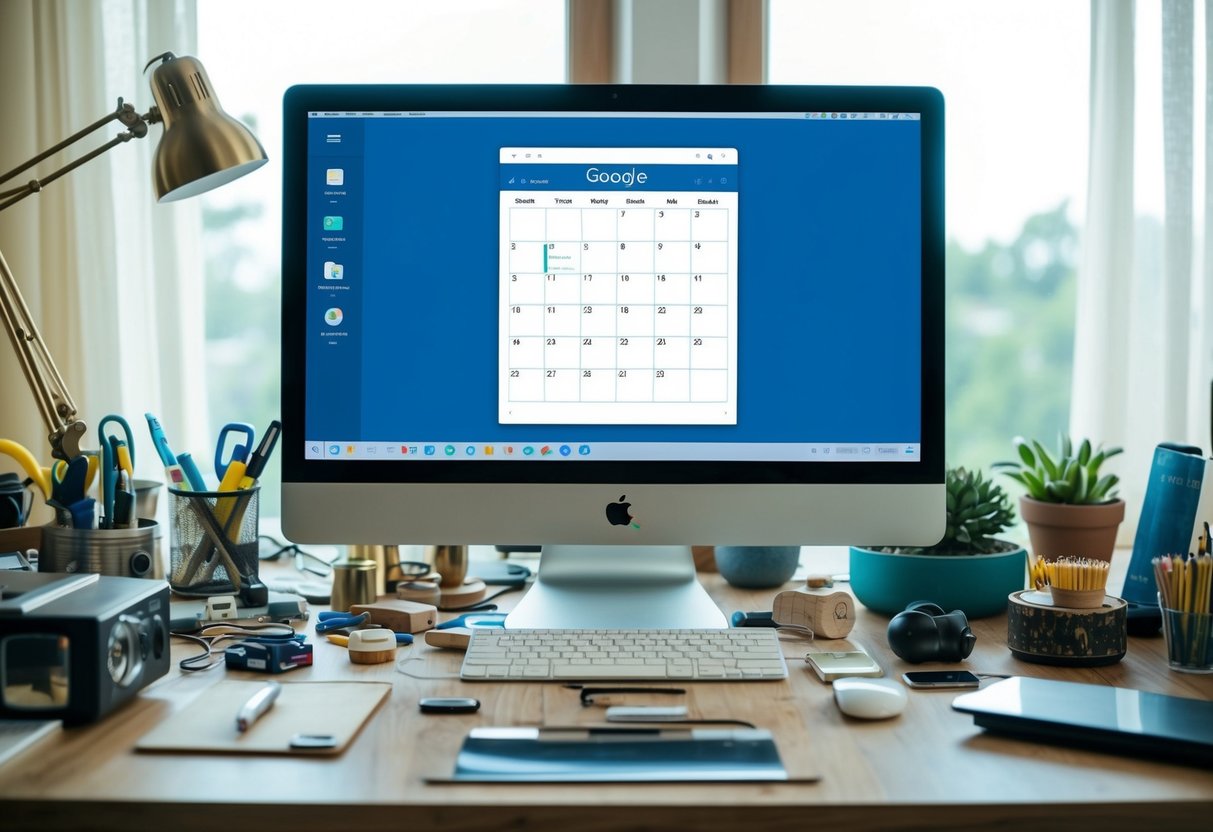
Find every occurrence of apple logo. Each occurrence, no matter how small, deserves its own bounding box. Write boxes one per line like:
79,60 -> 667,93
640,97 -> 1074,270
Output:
605,494 -> 634,527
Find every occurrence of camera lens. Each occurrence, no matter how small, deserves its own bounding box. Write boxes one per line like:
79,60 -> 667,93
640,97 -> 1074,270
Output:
107,617 -> 144,687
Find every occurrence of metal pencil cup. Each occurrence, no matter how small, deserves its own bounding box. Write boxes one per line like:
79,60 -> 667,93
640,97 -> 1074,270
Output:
1160,606 -> 1213,674
40,520 -> 159,578
168,487 -> 260,597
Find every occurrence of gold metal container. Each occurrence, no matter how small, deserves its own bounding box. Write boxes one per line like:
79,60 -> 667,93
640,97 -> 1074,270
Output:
427,544 -> 468,588
330,559 -> 379,612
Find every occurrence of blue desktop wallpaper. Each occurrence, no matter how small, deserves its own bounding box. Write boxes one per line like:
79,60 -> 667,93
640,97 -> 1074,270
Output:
305,114 -> 922,445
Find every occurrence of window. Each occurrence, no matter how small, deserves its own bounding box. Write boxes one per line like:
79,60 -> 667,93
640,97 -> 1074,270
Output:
769,1 -> 1090,472
197,1 -> 567,514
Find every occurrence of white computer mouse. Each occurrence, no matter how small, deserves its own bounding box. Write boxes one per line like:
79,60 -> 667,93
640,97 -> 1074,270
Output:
832,677 -> 908,720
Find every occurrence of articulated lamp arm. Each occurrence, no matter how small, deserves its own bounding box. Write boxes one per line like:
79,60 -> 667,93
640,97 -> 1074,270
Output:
0,99 -> 160,460
0,53 -> 266,462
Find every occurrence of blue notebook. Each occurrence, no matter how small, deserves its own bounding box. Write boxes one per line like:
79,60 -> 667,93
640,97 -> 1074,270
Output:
1123,444 -> 1213,606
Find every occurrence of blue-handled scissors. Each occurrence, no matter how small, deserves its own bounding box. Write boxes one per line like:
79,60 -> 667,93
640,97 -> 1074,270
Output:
97,415 -> 135,529
214,422 -> 255,481
315,610 -> 371,633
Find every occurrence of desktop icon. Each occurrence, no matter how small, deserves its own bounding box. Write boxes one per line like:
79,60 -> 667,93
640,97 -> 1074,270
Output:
324,261 -> 344,280
328,444 -> 340,456
408,446 -> 418,455
444,444 -> 456,456
505,446 -> 514,455
424,445 -> 435,456
578,444 -> 591,456
323,216 -> 343,231
465,446 -> 476,456
559,445 -> 571,457
484,446 -> 494,456
522,446 -> 534,456
540,445 -> 552,456
345,445 -> 354,455
325,308 -> 343,326
398,446 -> 407,455
326,168 -> 344,186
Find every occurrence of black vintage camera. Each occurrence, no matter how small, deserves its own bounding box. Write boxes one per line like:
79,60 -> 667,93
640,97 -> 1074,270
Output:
0,572 -> 170,724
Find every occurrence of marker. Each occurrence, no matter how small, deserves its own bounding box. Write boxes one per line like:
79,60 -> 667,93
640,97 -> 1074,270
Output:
145,413 -> 178,467
236,681 -> 281,733
177,452 -> 208,492
239,419 -> 282,488
146,412 -> 192,492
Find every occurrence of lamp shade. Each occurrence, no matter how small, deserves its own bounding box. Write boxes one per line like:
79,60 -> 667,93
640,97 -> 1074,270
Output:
148,53 -> 267,202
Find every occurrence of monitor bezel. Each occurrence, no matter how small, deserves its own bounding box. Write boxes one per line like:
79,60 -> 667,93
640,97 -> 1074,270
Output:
281,84 -> 944,488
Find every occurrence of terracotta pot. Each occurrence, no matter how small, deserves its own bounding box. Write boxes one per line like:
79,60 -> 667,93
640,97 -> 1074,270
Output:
1018,496 -> 1125,563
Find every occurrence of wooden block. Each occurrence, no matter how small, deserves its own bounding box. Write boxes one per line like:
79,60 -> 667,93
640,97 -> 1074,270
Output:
350,599 -> 438,633
424,627 -> 472,650
772,587 -> 855,639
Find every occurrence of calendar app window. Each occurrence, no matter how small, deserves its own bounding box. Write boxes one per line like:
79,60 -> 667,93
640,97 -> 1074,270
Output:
498,147 -> 739,426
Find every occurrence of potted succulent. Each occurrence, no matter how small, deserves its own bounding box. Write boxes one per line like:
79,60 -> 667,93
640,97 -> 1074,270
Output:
992,435 -> 1124,564
849,467 -> 1026,618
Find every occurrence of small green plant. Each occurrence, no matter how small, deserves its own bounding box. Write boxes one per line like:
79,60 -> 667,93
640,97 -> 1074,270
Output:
898,467 -> 1016,555
993,434 -> 1122,505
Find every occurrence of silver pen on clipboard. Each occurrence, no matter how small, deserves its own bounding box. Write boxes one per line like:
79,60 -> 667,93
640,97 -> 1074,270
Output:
236,681 -> 281,732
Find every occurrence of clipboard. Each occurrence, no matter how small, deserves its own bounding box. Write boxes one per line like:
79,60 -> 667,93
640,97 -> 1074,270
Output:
136,680 -> 390,756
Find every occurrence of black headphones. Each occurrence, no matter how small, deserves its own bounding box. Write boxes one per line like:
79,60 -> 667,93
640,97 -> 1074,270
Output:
886,601 -> 976,663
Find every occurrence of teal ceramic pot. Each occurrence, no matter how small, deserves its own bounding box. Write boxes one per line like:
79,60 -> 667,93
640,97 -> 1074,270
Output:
848,545 -> 1027,619
714,546 -> 801,589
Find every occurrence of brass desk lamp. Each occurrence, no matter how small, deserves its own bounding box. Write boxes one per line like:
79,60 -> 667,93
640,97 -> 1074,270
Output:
0,52 -> 267,461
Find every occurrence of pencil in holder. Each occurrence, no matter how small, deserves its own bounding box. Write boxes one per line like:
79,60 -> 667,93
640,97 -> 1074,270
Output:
1159,603 -> 1213,674
168,487 -> 261,602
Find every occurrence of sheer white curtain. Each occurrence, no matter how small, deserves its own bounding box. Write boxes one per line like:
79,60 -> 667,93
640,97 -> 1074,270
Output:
1072,0 -> 1213,540
0,0 -> 207,497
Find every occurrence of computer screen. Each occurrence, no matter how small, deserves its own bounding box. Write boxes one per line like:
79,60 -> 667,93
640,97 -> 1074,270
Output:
281,86 -> 944,609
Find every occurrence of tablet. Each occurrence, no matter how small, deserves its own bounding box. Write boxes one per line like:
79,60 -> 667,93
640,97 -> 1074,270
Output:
952,676 -> 1213,768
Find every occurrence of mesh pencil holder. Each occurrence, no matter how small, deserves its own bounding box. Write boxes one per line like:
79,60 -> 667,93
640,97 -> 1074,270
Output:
168,487 -> 260,600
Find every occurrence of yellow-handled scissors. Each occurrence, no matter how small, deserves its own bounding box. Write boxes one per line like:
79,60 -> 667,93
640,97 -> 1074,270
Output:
0,438 -> 53,500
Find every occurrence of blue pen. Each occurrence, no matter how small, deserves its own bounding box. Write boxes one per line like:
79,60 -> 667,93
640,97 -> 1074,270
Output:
177,452 -> 208,491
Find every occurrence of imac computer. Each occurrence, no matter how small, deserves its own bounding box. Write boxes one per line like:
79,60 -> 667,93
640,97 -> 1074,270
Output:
281,85 -> 944,628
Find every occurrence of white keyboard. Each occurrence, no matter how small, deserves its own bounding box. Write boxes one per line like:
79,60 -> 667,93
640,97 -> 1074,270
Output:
459,628 -> 788,681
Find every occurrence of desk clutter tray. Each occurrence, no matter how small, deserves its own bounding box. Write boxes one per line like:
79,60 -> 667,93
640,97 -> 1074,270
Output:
136,680 -> 389,756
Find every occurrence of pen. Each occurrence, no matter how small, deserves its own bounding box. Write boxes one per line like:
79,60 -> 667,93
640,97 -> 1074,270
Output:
236,680 -> 281,733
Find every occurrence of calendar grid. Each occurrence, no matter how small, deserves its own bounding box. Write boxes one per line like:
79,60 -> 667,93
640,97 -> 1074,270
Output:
499,153 -> 737,426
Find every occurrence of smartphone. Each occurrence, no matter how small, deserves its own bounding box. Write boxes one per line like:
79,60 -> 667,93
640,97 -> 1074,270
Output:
902,670 -> 981,689
418,697 -> 481,714
804,650 -> 883,682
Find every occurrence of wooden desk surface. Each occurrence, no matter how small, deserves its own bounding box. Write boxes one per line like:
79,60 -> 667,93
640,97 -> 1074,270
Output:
2,548 -> 1211,831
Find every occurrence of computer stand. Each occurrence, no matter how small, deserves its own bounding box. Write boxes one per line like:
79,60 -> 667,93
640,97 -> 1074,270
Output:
504,545 -> 728,629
